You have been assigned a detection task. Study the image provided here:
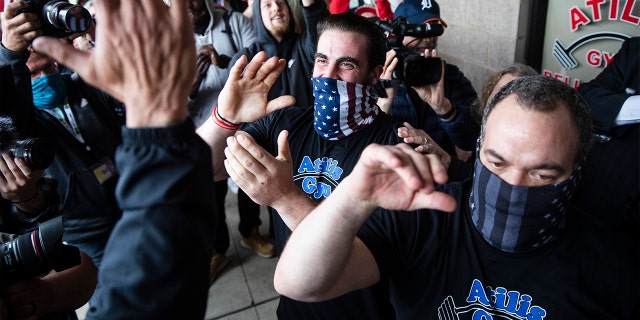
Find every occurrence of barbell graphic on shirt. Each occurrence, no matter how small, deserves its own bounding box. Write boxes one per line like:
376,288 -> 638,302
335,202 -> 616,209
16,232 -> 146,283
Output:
552,32 -> 629,69
437,296 -> 523,320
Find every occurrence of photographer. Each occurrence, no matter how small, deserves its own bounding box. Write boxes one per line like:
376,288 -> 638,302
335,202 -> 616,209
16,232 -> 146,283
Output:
0,0 -> 125,269
0,154 -> 97,320
378,0 -> 479,164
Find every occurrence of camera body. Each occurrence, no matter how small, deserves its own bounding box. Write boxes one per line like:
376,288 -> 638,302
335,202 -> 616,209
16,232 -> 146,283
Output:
17,0 -> 92,38
0,216 -> 81,286
10,138 -> 55,170
375,17 -> 445,87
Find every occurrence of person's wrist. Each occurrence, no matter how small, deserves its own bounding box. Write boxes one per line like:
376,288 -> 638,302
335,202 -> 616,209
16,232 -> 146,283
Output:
436,101 -> 457,121
12,188 -> 40,205
124,96 -> 189,128
212,105 -> 241,130
1,41 -> 28,53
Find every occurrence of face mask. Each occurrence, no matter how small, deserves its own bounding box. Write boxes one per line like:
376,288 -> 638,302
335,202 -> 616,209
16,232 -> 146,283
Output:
468,158 -> 582,253
311,77 -> 379,140
31,73 -> 67,109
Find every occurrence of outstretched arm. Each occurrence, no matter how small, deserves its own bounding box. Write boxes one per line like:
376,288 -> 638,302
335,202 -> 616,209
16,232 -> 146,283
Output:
31,1 -> 218,318
275,143 -> 456,301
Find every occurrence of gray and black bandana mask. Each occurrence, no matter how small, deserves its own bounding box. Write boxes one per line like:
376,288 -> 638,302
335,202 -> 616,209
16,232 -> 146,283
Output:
468,158 -> 582,253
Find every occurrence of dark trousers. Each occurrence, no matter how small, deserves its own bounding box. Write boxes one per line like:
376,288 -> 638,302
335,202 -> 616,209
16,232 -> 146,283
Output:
212,180 -> 263,254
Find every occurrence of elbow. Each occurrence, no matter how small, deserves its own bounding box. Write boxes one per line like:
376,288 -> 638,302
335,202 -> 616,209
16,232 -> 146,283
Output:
273,267 -> 329,302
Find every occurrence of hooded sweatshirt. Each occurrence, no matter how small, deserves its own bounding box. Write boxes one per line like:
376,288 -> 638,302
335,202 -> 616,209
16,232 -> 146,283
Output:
188,0 -> 256,126
230,0 -> 328,109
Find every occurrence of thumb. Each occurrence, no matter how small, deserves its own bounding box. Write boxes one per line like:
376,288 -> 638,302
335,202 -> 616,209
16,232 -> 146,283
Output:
412,191 -> 457,212
276,130 -> 290,161
266,95 -> 296,115
32,37 -> 91,79
402,122 -> 416,130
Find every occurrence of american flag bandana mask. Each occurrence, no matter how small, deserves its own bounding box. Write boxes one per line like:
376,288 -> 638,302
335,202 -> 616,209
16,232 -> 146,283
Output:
311,77 -> 379,140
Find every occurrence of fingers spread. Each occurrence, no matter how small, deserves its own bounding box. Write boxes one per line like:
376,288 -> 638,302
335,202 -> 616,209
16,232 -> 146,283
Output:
261,58 -> 287,86
241,51 -> 268,80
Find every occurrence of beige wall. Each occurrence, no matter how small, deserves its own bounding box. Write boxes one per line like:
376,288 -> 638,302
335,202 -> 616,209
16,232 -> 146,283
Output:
435,0 -> 532,93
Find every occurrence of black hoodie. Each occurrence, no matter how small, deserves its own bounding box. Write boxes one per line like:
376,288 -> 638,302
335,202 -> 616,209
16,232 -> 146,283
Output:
230,0 -> 328,109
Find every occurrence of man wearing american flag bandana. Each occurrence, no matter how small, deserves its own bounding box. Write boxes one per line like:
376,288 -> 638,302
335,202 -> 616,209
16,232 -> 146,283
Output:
197,12 -> 407,320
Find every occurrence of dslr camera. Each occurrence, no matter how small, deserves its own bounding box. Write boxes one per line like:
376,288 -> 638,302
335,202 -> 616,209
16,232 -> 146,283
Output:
9,138 -> 55,170
17,0 -> 92,38
375,17 -> 445,87
0,216 -> 81,286
0,116 -> 54,170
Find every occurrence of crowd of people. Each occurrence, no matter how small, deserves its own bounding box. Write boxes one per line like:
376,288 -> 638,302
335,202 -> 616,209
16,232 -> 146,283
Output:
0,0 -> 636,319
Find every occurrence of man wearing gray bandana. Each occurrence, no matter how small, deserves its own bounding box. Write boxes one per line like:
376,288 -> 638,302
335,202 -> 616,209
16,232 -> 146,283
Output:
275,76 -> 638,319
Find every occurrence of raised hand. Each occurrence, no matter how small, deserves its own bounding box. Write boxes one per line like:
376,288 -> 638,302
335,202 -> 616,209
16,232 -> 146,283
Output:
343,143 -> 456,213
31,0 -> 196,128
224,130 -> 299,207
377,49 -> 399,113
1,1 -> 42,52
216,51 -> 296,124
411,49 -> 453,117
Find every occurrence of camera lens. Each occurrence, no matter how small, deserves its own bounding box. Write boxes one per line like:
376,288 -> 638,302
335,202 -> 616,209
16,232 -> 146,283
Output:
43,1 -> 91,33
0,217 -> 81,285
10,138 -> 55,170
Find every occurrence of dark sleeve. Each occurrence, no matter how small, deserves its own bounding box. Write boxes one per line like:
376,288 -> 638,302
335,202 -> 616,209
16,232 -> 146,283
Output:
86,120 -> 216,320
0,44 -> 36,135
577,37 -> 640,132
439,64 -> 481,151
300,0 -> 330,64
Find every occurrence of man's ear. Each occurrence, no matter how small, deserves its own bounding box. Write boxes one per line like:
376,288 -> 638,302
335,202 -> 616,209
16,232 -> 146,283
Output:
369,65 -> 384,85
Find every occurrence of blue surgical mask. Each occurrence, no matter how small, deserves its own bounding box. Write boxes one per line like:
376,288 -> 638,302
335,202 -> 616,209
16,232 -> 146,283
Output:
31,73 -> 67,109
468,158 -> 582,253
311,77 -> 379,140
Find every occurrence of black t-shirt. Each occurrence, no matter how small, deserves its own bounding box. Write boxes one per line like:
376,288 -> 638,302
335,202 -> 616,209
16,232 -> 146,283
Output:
243,107 -> 402,320
359,180 -> 639,320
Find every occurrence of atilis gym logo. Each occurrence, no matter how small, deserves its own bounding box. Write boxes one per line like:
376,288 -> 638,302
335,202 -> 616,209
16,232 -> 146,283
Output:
294,156 -> 344,199
437,279 -> 547,320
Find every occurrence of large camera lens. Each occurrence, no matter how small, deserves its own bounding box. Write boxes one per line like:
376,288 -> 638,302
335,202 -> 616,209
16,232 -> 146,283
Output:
10,138 -> 55,170
0,217 -> 80,286
43,1 -> 92,33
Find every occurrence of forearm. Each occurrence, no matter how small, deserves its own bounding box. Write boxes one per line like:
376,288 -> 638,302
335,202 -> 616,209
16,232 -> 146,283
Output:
270,187 -> 318,230
275,177 -> 379,301
196,116 -> 237,181
41,252 -> 97,312
438,103 -> 480,152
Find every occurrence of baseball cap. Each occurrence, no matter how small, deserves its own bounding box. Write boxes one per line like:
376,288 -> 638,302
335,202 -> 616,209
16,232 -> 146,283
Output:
394,0 -> 448,27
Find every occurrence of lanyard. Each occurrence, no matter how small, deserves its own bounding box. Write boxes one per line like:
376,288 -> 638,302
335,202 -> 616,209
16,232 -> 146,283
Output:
43,103 -> 88,148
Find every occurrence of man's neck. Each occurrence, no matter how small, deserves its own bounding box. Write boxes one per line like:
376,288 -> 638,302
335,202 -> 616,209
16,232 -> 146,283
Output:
194,14 -> 211,35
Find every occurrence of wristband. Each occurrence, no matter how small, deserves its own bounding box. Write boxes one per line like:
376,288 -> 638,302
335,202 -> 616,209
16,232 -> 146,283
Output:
212,105 -> 241,130
438,104 -> 457,120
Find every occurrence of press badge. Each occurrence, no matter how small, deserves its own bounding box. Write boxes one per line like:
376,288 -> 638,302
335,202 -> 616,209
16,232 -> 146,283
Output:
91,157 -> 117,184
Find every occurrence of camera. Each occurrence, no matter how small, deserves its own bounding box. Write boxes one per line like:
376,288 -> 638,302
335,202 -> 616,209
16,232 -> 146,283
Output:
0,116 -> 55,170
17,0 -> 92,38
0,216 -> 81,286
374,17 -> 445,87
10,138 -> 55,170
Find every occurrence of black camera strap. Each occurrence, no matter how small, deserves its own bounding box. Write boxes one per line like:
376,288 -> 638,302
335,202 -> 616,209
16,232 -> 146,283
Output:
221,10 -> 238,52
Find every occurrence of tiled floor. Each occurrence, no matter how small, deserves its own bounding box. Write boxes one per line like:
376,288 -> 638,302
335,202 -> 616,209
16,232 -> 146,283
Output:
77,184 -> 280,320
